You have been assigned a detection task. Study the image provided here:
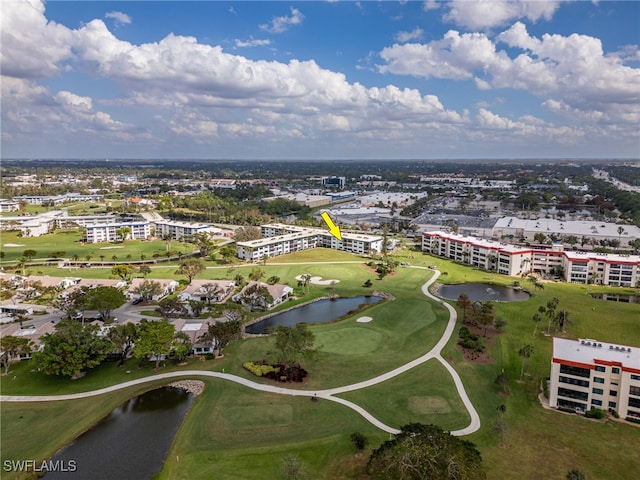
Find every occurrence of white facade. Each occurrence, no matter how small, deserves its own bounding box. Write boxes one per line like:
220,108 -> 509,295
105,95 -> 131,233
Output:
549,338 -> 640,419
154,220 -> 213,241
237,223 -> 383,261
85,222 -> 151,243
422,231 -> 640,286
0,199 -> 19,212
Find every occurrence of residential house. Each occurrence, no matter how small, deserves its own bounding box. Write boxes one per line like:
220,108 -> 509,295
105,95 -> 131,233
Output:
232,281 -> 293,310
127,278 -> 179,301
178,280 -> 235,303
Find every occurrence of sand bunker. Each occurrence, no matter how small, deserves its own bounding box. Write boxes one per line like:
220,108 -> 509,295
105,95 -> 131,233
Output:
356,316 -> 373,323
3,243 -> 25,247
99,246 -> 124,250
295,275 -> 340,286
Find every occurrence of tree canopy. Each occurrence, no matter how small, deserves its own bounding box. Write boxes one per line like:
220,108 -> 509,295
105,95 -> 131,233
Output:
0,335 -> 33,374
79,286 -> 127,321
271,323 -> 319,369
33,320 -> 112,378
111,264 -> 135,281
132,279 -> 163,301
199,318 -> 242,356
367,423 -> 486,480
134,318 -> 176,369
175,259 -> 206,283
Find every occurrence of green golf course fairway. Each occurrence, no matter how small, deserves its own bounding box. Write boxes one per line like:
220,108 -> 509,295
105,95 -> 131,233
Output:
2,247 -> 639,479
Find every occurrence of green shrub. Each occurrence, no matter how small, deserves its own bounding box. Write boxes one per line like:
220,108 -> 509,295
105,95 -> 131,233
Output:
204,353 -> 215,360
243,361 -> 281,377
350,432 -> 368,450
584,407 -> 606,419
557,406 -> 577,414
625,416 -> 640,424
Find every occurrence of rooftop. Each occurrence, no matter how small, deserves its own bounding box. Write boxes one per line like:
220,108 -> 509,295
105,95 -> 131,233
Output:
553,337 -> 640,370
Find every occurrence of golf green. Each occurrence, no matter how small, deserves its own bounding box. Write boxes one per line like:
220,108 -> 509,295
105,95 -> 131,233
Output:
315,326 -> 383,355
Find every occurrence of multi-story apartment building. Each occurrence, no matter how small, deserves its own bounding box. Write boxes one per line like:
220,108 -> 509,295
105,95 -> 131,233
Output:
236,223 -> 383,261
85,221 -> 151,243
154,220 -> 213,241
422,231 -> 640,286
549,337 -> 640,419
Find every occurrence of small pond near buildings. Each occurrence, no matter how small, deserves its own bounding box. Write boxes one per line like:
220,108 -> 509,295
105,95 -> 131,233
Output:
245,295 -> 382,334
437,283 -> 530,302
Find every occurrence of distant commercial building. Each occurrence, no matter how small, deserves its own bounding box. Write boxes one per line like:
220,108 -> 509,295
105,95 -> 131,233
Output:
493,217 -> 640,245
322,176 -> 346,189
154,220 -> 213,241
549,337 -> 640,419
236,223 -> 383,261
263,193 -> 332,208
422,231 -> 639,286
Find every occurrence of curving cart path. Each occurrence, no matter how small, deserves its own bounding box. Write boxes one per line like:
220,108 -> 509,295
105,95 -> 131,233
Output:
1,268 -> 480,436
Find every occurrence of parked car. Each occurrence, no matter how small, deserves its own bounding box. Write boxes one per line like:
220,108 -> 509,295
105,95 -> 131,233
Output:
132,298 -> 143,305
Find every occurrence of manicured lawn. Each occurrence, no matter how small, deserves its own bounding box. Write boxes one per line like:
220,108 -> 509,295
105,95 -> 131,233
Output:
157,380 -> 387,480
0,229 -> 194,265
338,358 -> 471,432
2,248 -> 640,479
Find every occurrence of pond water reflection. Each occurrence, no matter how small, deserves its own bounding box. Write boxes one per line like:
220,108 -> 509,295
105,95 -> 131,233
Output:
437,283 -> 530,302
245,296 -> 382,334
45,387 -> 194,480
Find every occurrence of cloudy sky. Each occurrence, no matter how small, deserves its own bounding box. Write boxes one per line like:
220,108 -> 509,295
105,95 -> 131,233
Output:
2,0 -> 639,160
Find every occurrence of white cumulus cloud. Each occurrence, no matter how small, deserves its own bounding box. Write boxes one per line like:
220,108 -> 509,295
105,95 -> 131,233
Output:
443,0 -> 561,29
379,22 -> 640,126
105,11 -> 132,26
259,7 -> 304,34
395,27 -> 424,43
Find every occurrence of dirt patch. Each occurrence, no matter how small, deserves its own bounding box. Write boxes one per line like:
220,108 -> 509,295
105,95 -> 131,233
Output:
456,323 -> 497,364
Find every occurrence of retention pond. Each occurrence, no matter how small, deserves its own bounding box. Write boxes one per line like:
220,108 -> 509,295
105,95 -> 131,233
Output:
45,386 -> 194,480
245,295 -> 382,334
437,283 -> 530,302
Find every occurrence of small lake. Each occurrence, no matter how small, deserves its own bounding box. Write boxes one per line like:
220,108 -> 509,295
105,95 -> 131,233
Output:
589,293 -> 640,304
437,283 -> 530,302
45,387 -> 194,480
245,295 -> 383,334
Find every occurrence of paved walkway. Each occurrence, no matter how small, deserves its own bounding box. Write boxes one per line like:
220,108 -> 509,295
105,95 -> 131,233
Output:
1,268 -> 480,436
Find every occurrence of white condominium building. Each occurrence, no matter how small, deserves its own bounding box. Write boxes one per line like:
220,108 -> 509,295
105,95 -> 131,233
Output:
236,223 -> 383,261
422,231 -> 639,287
549,337 -> 640,419
85,221 -> 151,243
154,220 -> 213,241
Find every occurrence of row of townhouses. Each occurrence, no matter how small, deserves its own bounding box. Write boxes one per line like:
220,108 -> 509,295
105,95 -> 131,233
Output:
422,231 -> 640,287
236,223 -> 383,261
549,337 -> 640,419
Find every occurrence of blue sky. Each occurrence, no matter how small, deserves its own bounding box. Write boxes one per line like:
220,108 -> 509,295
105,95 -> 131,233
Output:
2,0 -> 639,160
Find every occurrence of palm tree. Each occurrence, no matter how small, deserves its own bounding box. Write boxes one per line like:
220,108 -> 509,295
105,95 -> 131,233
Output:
554,310 -> 572,333
544,298 -> 559,335
532,313 -> 543,337
519,344 -> 534,380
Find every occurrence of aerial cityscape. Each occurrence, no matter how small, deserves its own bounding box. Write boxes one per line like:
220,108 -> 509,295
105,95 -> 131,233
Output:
1,1 -> 639,480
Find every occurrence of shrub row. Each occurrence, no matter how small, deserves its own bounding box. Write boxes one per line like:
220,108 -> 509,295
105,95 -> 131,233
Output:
458,327 -> 484,352
557,406 -> 577,414
625,416 -> 640,424
243,361 -> 281,377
